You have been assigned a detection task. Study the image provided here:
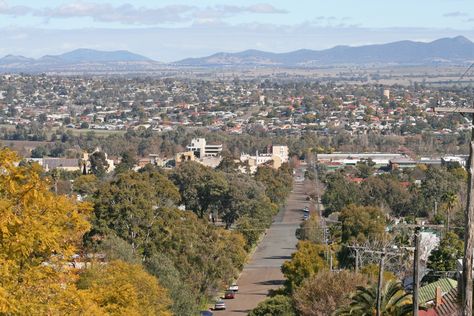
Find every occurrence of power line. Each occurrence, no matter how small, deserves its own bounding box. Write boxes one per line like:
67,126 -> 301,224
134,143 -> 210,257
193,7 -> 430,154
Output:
459,63 -> 474,82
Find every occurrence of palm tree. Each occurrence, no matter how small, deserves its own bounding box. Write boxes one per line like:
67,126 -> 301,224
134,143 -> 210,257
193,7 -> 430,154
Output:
442,192 -> 458,233
334,280 -> 414,316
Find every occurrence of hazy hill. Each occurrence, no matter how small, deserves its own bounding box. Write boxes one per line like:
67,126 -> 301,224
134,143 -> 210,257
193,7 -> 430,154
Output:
175,36 -> 474,67
0,49 -> 160,73
39,48 -> 153,63
1,36 -> 473,73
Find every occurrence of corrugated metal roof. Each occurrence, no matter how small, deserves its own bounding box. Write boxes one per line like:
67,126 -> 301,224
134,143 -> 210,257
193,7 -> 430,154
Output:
419,278 -> 457,304
435,287 -> 460,316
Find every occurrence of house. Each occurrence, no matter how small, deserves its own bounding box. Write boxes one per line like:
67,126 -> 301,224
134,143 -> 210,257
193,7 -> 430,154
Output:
29,158 -> 80,172
419,286 -> 460,316
418,278 -> 458,308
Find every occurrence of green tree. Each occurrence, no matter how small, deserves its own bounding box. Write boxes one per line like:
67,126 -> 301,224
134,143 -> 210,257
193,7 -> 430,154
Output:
254,164 -> 293,205
89,151 -> 109,178
427,232 -> 463,275
222,173 -> 275,228
249,295 -> 296,316
296,214 -> 323,243
359,175 -> 411,217
145,253 -> 199,316
441,192 -> 459,232
115,150 -> 138,174
339,205 -> 387,244
91,170 -> 180,252
322,172 -> 360,215
415,167 -> 464,217
73,174 -> 99,196
356,159 -> 375,178
335,280 -> 414,316
96,234 -> 140,264
281,241 -> 330,293
90,168 -> 246,305
31,145 -> 48,158
216,155 -> 239,173
170,161 -> 228,218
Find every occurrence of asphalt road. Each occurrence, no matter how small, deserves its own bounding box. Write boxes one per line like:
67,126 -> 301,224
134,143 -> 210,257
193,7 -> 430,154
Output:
216,171 -> 307,315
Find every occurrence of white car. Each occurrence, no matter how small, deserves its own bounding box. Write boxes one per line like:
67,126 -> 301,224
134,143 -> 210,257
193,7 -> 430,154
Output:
214,300 -> 226,310
228,283 -> 239,292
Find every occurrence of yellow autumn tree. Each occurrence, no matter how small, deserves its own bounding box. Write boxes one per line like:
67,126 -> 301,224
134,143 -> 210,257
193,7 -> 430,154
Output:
0,148 -> 92,314
77,260 -> 172,316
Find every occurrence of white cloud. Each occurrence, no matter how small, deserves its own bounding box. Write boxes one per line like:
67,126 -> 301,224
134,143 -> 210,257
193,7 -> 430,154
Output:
0,0 -> 32,15
0,1 -> 287,25
443,11 -> 469,17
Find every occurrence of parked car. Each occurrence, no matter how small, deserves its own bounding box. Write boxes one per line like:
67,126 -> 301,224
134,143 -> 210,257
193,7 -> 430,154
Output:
228,283 -> 239,292
214,300 -> 226,310
224,290 -> 235,299
200,311 -> 213,316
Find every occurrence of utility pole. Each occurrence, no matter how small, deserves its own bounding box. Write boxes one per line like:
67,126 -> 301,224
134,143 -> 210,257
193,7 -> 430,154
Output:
434,106 -> 474,315
345,245 -> 403,315
329,248 -> 334,272
413,227 -> 421,316
355,248 -> 360,273
376,252 -> 386,316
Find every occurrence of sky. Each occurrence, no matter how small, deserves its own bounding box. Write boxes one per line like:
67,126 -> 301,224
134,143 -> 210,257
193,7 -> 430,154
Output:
0,0 -> 474,61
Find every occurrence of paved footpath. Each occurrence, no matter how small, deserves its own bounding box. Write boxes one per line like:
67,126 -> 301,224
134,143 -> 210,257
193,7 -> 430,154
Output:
217,171 -> 308,315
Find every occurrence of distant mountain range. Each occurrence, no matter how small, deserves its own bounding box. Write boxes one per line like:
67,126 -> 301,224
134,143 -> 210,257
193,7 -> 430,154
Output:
1,36 -> 473,73
175,36 -> 474,67
0,49 -> 161,73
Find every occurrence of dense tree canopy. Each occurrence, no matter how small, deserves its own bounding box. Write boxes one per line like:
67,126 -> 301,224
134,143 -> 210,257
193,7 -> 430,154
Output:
254,164 -> 293,205
339,205 -> 388,244
77,260 -> 172,316
170,161 -> 228,218
321,172 -> 360,215
0,149 -> 92,314
89,166 -> 248,308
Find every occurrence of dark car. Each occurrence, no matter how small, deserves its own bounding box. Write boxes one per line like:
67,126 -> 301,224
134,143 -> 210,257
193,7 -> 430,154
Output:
200,311 -> 213,316
224,290 -> 236,299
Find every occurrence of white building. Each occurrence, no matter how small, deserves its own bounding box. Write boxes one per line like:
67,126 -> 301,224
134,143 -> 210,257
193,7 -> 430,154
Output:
240,145 -> 289,173
442,156 -> 467,167
186,138 -> 223,158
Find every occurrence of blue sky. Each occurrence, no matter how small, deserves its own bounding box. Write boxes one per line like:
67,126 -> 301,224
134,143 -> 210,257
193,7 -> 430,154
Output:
1,0 -> 474,61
